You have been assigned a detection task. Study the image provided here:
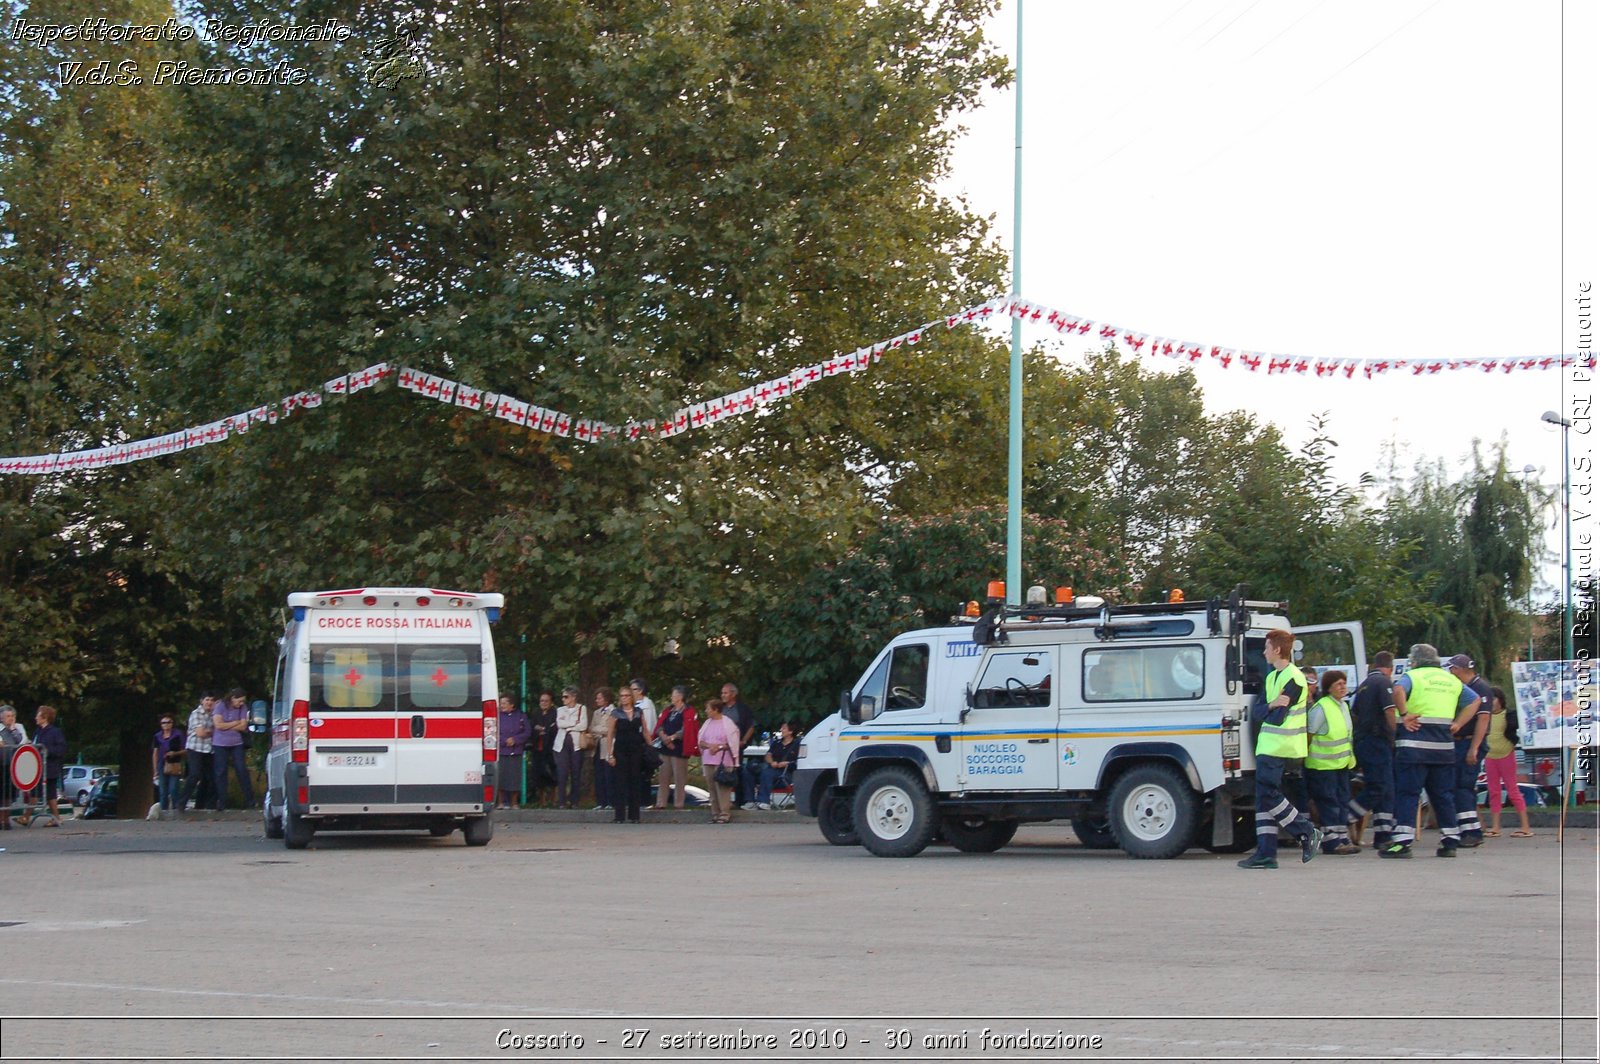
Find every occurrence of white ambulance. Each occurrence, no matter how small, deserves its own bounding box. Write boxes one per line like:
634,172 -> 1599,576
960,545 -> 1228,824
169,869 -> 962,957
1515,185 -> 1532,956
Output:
263,588 -> 505,848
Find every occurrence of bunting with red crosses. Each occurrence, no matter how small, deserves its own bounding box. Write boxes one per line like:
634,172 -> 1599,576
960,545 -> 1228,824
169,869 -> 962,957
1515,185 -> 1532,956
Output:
3,294 -> 1587,476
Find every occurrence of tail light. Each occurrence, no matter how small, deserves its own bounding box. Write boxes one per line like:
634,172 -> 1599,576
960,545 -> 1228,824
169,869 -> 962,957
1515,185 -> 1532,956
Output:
291,700 -> 309,763
481,700 -> 498,761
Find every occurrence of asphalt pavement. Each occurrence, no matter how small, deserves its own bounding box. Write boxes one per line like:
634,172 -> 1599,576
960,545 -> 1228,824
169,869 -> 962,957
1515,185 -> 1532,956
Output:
0,811 -> 1595,1062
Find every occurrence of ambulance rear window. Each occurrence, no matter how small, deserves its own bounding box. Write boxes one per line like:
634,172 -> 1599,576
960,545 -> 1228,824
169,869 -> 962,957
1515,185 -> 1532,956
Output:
403,647 -> 479,709
312,646 -> 387,711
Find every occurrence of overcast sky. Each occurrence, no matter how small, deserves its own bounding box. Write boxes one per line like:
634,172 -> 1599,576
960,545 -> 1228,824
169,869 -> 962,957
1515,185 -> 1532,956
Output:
942,0 -> 1596,597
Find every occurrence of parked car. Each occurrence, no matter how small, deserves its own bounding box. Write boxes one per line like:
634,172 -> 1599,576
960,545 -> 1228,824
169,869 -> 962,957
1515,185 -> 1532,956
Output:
79,774 -> 119,819
60,765 -> 116,807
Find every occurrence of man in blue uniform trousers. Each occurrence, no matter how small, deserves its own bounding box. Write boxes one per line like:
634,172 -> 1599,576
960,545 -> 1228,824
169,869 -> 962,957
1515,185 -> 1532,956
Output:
1351,651 -> 1401,849
1382,644 -> 1481,859
1444,654 -> 1492,848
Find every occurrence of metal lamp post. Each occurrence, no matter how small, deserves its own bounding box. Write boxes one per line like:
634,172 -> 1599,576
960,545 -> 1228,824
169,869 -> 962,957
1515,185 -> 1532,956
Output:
1541,412 -> 1573,663
1520,463 -> 1538,661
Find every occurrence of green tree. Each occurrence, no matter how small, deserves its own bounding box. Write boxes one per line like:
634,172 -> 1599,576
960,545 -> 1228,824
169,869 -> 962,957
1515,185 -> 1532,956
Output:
1381,445 -> 1540,676
130,0 -> 1012,705
751,506 -> 1133,721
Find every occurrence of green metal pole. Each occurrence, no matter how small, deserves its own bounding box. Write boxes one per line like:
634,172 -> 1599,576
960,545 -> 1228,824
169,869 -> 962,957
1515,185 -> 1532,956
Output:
1006,0 -> 1024,607
520,633 -> 528,804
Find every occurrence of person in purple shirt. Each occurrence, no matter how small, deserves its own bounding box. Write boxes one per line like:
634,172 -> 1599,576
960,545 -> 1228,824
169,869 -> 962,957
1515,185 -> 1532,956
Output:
496,695 -> 533,809
211,688 -> 255,811
151,714 -> 187,812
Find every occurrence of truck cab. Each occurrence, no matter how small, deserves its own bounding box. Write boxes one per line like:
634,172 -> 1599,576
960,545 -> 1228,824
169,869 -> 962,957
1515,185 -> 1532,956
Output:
808,586 -> 1363,859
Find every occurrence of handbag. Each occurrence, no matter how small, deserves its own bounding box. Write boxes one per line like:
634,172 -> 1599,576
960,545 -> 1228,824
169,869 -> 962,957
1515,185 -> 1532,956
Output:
641,743 -> 663,772
574,729 -> 595,752
163,752 -> 186,777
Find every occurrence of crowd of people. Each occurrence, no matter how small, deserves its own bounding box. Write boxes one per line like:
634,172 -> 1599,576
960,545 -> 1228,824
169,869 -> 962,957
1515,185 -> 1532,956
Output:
0,703 -> 68,828
495,679 -> 800,823
1239,636 -> 1532,870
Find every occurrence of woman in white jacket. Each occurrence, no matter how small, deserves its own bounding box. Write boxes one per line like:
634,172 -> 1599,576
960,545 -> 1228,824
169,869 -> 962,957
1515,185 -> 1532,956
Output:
552,687 -> 589,809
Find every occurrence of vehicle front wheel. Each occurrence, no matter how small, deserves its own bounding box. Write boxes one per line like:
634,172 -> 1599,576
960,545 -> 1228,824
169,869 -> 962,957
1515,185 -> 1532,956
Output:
1107,763 -> 1199,860
283,808 -> 313,850
941,816 -> 1018,853
1070,813 -> 1118,849
816,789 -> 859,846
852,766 -> 936,858
463,814 -> 494,846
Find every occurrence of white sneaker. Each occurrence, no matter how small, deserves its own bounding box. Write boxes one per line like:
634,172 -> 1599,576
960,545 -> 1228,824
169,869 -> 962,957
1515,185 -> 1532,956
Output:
755,802 -> 771,810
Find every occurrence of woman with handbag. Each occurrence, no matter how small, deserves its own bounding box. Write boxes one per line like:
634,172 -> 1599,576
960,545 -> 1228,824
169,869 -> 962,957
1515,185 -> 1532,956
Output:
605,689 -> 647,824
588,687 -> 618,810
553,687 -> 589,810
697,698 -> 741,824
151,714 -> 188,813
651,686 -> 696,810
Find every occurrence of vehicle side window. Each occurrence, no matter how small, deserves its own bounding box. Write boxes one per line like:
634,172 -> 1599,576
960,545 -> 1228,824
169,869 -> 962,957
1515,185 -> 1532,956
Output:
885,644 -> 930,710
856,654 -> 890,722
1083,645 -> 1205,702
403,646 -> 480,710
973,651 -> 1053,708
311,645 -> 390,712
271,650 -> 289,723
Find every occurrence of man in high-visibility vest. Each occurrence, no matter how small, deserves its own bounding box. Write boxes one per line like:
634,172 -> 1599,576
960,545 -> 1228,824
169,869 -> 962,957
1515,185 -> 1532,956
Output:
1381,644 -> 1482,859
1305,670 -> 1361,854
1238,629 -> 1324,869
1444,654 -> 1492,847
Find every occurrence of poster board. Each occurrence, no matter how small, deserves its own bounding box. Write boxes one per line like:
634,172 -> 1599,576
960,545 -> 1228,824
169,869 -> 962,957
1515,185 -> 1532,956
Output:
1510,660 -> 1595,749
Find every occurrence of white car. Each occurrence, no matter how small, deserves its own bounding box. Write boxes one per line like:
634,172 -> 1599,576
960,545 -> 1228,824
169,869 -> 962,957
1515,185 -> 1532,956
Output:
61,765 -> 116,806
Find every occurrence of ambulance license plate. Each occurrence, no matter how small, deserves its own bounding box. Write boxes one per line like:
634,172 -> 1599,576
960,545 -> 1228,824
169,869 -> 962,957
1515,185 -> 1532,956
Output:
1222,733 -> 1240,758
325,754 -> 381,768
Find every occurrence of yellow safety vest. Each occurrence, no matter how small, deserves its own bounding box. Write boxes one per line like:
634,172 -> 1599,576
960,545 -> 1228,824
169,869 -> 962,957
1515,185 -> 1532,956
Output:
1404,667 -> 1463,723
1306,695 -> 1355,770
1256,664 -> 1308,758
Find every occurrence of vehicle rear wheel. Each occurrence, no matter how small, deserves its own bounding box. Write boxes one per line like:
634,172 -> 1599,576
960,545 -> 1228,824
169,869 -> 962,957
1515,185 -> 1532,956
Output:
1071,812 -> 1118,849
1200,806 -> 1254,853
263,795 -> 284,840
283,808 -> 313,850
852,766 -> 936,858
1108,763 -> 1199,860
76,789 -> 90,806
463,814 -> 494,847
816,789 -> 859,846
941,816 -> 1018,853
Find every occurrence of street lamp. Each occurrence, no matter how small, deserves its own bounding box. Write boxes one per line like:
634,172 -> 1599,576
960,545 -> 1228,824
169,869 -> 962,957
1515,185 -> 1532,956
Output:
1540,411 -> 1572,664
1520,462 -> 1537,661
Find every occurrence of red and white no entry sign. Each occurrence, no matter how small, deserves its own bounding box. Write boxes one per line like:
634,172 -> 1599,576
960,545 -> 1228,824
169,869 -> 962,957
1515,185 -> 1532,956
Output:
10,744 -> 42,792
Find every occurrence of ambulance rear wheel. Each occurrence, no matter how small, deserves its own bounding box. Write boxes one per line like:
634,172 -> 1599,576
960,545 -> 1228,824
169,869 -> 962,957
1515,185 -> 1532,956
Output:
853,766 -> 936,858
263,796 -> 284,840
941,816 -> 1018,853
463,814 -> 494,847
1070,813 -> 1117,849
817,789 -> 859,846
283,808 -> 313,850
1108,763 -> 1199,860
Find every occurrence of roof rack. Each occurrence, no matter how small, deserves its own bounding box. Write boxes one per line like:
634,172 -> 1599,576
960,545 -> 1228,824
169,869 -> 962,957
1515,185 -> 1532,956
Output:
971,585 -> 1289,646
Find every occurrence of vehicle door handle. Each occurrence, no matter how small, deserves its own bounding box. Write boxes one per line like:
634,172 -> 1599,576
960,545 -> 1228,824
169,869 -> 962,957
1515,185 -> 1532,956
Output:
411,715 -> 425,738
1027,738 -> 1049,744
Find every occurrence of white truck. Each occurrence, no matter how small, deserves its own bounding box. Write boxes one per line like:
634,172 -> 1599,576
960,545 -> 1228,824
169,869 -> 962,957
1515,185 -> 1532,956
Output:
263,587 -> 506,848
793,586 -> 1363,858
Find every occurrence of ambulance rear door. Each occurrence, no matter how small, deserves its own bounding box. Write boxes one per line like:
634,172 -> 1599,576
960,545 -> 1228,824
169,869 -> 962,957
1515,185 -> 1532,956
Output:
305,623 -> 400,806
391,620 -> 488,806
